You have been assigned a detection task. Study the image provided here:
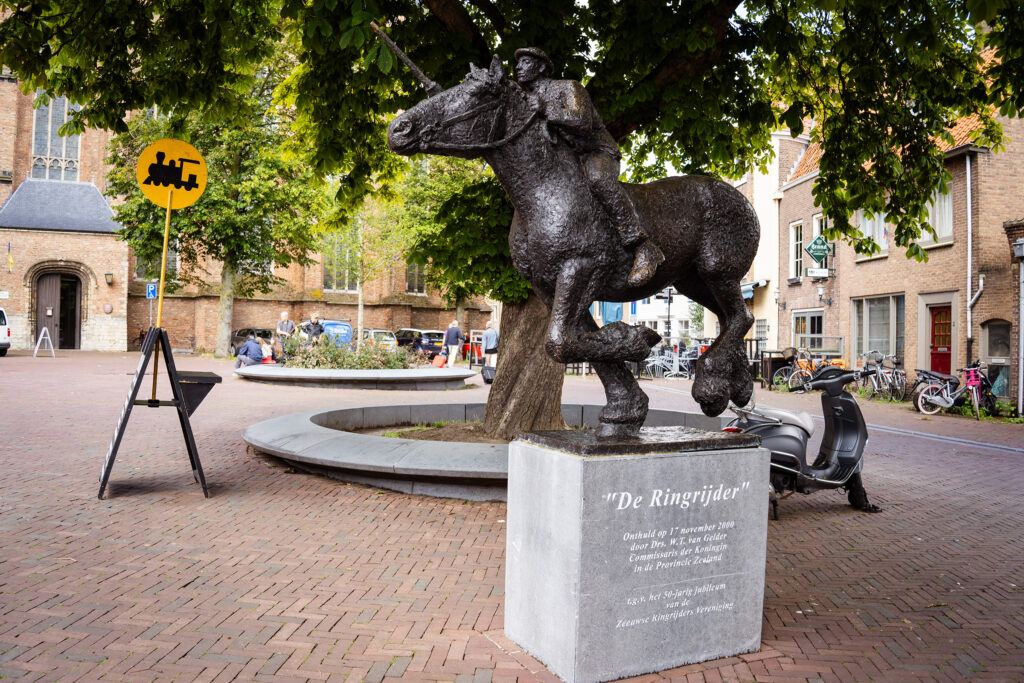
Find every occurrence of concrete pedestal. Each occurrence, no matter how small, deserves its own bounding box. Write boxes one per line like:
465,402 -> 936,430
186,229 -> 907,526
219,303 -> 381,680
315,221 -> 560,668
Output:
505,427 -> 770,683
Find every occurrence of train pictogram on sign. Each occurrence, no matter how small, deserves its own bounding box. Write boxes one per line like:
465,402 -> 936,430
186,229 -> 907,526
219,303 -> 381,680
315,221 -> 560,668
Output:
136,139 -> 207,210
143,152 -> 202,191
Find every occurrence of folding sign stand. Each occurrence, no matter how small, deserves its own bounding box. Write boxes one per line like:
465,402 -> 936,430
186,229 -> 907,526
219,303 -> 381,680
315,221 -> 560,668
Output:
33,327 -> 55,358
98,326 -> 221,499
99,137 -> 215,500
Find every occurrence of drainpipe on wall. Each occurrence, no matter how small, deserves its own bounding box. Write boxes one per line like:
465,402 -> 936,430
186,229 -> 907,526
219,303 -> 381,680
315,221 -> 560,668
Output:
966,154 -> 976,362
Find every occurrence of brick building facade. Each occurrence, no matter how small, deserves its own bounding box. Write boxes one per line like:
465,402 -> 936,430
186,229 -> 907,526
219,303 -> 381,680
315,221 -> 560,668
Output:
125,252 -> 492,353
777,116 -> 1024,403
728,127 -> 812,350
0,68 -> 490,354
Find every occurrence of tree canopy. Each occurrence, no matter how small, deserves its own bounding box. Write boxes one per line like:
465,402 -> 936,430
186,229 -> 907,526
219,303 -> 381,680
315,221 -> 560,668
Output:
4,0 -> 1023,261
392,158 -> 524,305
105,47 -> 323,299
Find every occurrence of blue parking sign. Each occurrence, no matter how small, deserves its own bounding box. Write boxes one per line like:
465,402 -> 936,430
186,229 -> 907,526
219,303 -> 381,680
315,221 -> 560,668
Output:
146,283 -> 158,299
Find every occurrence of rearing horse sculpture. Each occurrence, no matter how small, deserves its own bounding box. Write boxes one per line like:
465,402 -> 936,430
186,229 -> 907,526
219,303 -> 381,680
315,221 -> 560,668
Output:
388,56 -> 759,438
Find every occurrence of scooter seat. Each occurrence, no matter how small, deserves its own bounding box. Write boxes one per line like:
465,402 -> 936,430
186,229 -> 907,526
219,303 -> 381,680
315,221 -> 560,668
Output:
915,369 -> 957,382
754,405 -> 815,436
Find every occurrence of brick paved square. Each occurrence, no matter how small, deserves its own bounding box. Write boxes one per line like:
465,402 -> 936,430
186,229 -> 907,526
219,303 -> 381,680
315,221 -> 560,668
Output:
1,352 -> 1022,681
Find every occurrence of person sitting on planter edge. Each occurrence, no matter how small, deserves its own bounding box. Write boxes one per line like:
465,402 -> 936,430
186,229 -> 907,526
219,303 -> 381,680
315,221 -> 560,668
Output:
234,335 -> 263,368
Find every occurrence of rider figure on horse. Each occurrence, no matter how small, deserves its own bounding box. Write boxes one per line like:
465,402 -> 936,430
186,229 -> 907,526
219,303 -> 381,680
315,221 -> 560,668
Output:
513,47 -> 666,288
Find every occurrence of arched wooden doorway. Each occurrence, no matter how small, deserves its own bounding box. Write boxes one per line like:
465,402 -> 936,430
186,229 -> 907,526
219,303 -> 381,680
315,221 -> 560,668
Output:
36,272 -> 82,349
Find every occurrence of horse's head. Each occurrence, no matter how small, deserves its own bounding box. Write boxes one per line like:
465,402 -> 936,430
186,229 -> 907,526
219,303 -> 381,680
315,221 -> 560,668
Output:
388,55 -> 533,159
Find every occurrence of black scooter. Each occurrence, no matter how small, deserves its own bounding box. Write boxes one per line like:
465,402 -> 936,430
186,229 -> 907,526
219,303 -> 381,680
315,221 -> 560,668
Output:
726,365 -> 883,519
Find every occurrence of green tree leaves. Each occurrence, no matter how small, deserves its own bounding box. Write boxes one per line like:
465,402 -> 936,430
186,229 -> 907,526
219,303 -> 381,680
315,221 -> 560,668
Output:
5,0 -> 1024,263
105,47 -> 324,298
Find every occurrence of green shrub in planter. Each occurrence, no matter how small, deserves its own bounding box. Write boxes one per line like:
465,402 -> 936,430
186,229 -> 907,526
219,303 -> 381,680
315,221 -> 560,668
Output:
285,342 -> 425,370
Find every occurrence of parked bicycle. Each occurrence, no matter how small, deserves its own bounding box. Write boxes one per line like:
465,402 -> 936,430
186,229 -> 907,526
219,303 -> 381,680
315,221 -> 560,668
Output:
915,360 -> 997,419
858,351 -> 907,401
774,347 -> 844,392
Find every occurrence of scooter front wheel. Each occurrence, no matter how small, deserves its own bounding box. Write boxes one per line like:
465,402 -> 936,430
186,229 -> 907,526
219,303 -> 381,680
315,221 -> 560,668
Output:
916,383 -> 944,415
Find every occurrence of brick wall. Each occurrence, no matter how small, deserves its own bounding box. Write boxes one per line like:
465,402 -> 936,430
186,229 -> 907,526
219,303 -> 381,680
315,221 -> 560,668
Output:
0,227 -> 128,350
0,76 -> 113,199
0,72 -> 18,203
777,173 -> 842,353
127,248 -> 491,353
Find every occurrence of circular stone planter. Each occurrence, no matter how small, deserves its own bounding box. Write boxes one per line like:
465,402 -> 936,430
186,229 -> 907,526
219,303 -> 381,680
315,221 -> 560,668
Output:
234,364 -> 476,390
242,403 -> 729,501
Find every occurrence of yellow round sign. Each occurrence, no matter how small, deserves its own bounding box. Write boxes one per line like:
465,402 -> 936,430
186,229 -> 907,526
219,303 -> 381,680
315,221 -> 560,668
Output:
136,138 -> 207,209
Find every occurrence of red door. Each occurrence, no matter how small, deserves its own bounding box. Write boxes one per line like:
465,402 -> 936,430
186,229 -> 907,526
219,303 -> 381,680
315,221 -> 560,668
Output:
929,306 -> 952,374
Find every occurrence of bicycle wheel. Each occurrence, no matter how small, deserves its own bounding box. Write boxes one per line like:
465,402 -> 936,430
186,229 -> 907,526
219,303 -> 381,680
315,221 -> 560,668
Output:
772,366 -> 793,391
970,387 -> 981,420
788,368 -> 813,393
860,371 -> 876,397
916,384 -> 944,415
891,372 -> 907,402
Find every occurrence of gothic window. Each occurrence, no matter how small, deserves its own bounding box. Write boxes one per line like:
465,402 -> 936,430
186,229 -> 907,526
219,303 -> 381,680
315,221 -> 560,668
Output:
406,260 -> 426,294
322,231 -> 359,292
32,94 -> 81,181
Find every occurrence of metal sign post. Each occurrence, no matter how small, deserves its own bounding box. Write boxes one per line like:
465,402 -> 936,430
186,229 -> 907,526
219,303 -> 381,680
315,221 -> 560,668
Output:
147,282 -> 157,327
99,138 -> 219,499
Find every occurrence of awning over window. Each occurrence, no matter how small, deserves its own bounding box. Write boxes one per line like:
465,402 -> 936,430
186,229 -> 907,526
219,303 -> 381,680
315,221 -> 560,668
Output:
740,279 -> 768,300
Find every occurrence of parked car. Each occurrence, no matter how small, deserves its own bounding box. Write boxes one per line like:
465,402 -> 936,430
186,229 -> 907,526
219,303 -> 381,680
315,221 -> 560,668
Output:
0,307 -> 9,356
322,320 -> 354,348
229,327 -> 274,356
395,328 -> 444,357
360,328 -> 398,349
296,319 -> 354,348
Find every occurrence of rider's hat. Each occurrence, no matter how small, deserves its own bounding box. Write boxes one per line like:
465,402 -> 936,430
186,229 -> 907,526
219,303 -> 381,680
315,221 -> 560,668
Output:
514,47 -> 555,76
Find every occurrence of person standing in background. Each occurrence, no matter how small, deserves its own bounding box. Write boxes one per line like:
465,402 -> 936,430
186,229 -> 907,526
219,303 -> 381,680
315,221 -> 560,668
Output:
482,320 -> 499,367
444,320 -> 464,367
276,311 -> 296,359
307,313 -> 324,344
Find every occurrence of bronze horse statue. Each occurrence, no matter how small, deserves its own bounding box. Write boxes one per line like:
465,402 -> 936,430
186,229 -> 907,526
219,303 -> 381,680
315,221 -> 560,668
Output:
387,56 -> 758,438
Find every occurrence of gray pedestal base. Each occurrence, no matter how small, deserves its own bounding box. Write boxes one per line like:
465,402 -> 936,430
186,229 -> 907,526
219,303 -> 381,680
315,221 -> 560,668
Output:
505,428 -> 770,683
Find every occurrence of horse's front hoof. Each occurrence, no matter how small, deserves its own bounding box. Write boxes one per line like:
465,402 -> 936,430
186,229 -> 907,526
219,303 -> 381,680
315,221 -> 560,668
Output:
697,395 -> 729,417
693,373 -> 730,417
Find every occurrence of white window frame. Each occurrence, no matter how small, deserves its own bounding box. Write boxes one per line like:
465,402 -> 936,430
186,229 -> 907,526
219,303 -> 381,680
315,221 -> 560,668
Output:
857,209 -> 889,256
789,221 -> 804,279
920,189 -> 954,246
791,308 -> 824,351
852,294 -> 905,365
31,93 -> 81,181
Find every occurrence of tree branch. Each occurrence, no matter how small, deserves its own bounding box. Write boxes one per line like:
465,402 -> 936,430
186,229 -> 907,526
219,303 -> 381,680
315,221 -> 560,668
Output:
466,0 -> 509,35
423,0 -> 491,65
598,0 -> 742,142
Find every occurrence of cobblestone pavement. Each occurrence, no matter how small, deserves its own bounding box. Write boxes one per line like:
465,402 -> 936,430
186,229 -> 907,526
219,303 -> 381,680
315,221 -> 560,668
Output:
1,352 -> 1022,682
